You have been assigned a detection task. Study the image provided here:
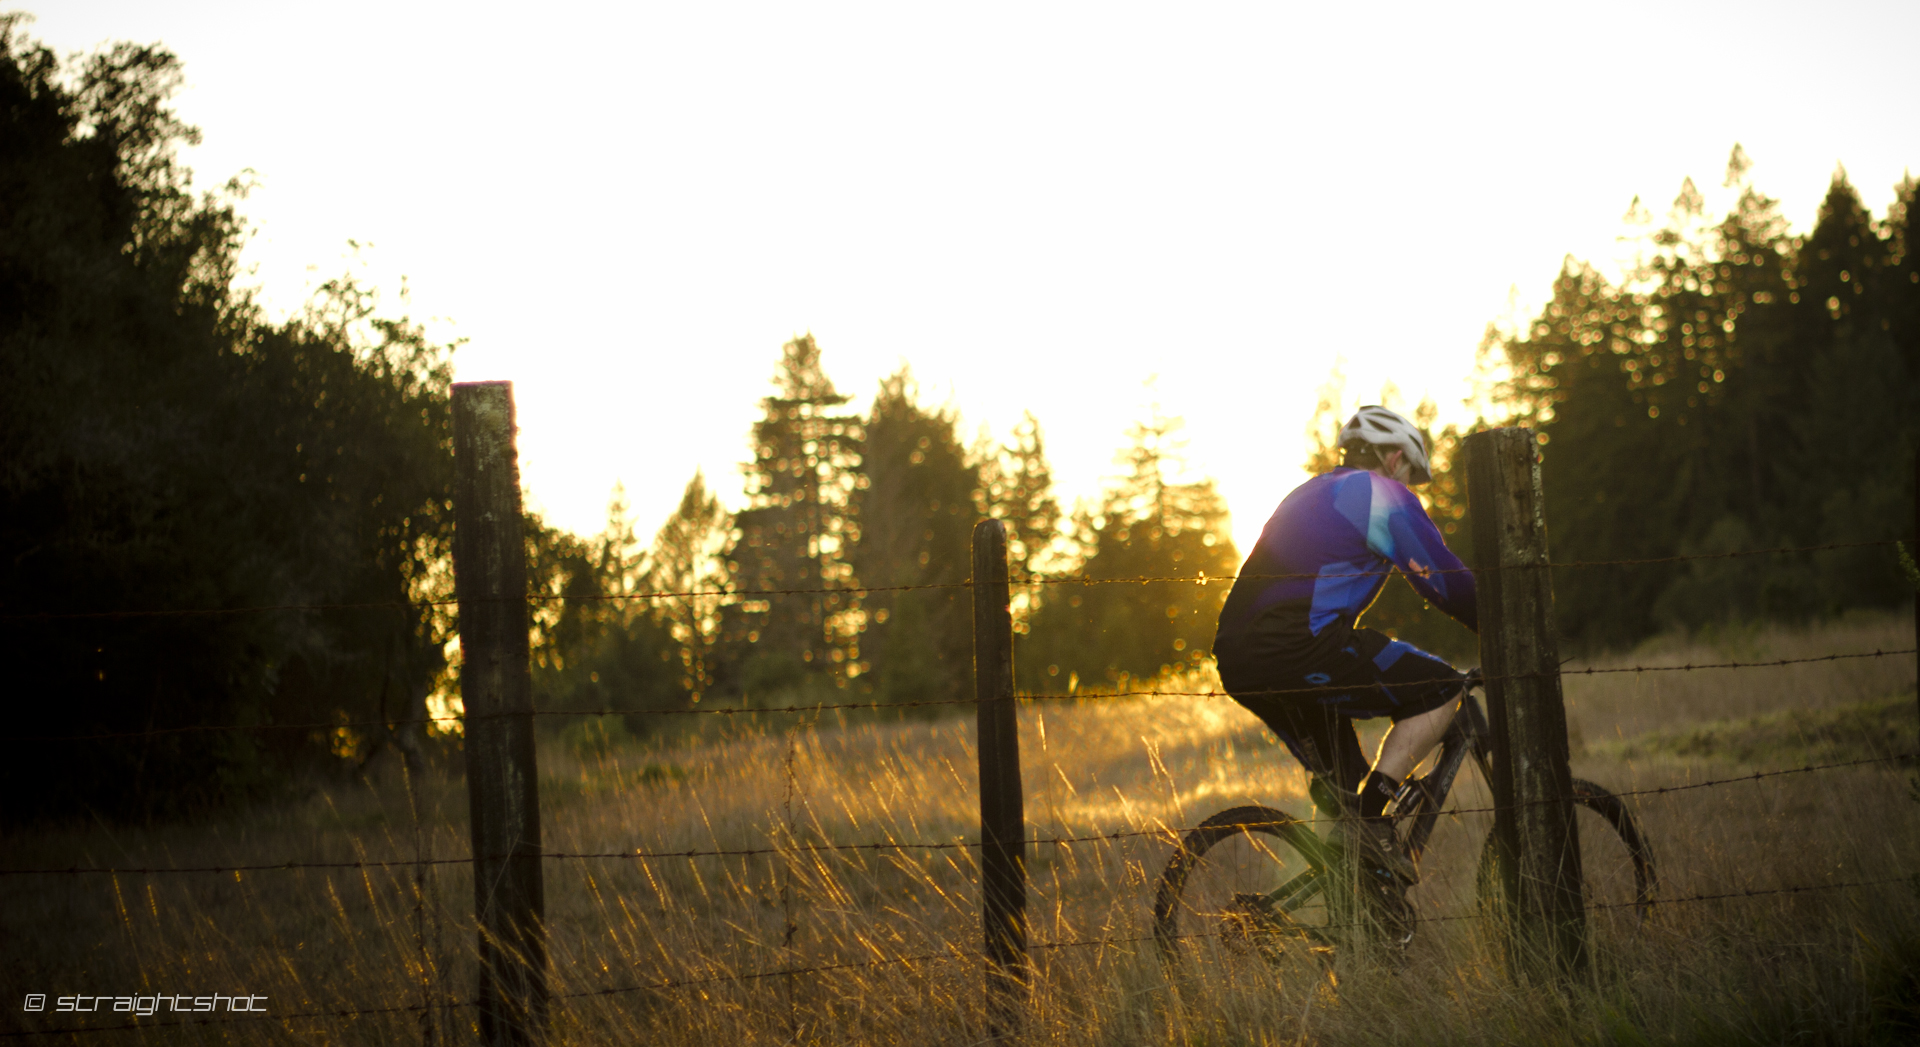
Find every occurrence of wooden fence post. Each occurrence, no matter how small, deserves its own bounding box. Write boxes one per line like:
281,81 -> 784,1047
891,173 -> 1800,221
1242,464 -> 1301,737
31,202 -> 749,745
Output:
972,519 -> 1028,1038
451,381 -> 548,1046
1464,427 -> 1588,979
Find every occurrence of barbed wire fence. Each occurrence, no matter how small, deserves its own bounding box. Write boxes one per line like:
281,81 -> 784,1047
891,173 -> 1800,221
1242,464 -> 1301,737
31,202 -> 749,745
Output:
7,871 -> 1913,1043
6,405 -> 1916,1041
4,736 -> 1913,1030
5,733 -> 1912,1042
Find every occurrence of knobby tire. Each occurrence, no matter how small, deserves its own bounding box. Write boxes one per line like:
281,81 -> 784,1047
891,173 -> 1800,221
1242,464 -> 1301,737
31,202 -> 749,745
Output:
1475,777 -> 1659,926
1152,805 -> 1334,967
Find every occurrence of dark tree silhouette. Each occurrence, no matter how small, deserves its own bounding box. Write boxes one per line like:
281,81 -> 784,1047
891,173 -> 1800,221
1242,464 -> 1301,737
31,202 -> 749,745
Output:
1487,151 -> 1917,646
0,23 -> 460,818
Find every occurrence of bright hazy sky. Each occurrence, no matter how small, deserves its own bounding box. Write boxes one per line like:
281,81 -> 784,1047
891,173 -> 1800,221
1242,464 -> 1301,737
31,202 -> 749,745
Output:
25,2 -> 1920,559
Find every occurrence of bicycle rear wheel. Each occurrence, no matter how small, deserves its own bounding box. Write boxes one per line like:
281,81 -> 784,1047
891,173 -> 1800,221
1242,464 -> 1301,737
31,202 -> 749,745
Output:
1152,806 -> 1341,979
1476,778 -> 1658,938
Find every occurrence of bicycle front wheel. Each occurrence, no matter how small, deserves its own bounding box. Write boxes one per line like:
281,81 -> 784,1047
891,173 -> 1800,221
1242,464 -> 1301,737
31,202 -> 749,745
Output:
1476,778 -> 1658,938
1153,805 -> 1340,977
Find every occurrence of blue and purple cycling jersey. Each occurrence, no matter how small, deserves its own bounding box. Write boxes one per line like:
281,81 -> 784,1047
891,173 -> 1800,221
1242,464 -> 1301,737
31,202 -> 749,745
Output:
1213,467 -> 1477,679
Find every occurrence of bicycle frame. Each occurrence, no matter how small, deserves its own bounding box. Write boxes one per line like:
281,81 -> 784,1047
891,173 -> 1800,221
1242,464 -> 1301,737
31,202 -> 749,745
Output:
1157,677 -> 1655,963
1237,683 -> 1493,935
1397,685 -> 1495,862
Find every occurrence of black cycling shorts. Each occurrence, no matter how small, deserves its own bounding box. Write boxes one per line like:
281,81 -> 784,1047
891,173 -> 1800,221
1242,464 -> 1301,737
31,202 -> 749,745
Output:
1222,626 -> 1464,793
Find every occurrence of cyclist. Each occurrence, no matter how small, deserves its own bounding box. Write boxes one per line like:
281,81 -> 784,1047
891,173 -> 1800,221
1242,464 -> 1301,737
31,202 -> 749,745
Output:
1211,405 -> 1477,882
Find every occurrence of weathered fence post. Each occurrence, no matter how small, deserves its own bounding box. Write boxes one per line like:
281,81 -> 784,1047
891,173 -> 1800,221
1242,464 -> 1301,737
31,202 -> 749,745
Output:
451,381 -> 548,1046
1464,427 -> 1588,979
972,518 -> 1028,1038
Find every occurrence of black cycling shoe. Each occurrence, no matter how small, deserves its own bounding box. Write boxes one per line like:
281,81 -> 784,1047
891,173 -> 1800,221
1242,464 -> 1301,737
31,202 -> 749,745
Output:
1326,816 -> 1419,885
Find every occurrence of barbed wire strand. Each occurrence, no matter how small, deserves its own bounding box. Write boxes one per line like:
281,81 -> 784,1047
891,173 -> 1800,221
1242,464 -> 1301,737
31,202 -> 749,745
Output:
526,748 -> 1920,862
8,750 -> 1908,877
5,539 -> 1907,621
23,647 -> 1915,744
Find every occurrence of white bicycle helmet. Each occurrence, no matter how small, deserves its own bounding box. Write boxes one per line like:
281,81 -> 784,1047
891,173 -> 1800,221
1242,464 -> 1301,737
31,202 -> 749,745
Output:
1337,406 -> 1432,484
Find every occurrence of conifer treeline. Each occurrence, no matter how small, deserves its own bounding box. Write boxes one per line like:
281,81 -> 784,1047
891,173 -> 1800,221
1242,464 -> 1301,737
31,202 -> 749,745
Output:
0,28 -> 1239,817
529,335 -> 1242,725
1346,149 -> 1918,656
7,24 -> 1912,818
1511,156 -> 1917,647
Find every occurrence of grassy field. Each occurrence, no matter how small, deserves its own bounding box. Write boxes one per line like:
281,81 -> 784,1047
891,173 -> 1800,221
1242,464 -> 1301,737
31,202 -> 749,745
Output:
4,612 -> 1917,1045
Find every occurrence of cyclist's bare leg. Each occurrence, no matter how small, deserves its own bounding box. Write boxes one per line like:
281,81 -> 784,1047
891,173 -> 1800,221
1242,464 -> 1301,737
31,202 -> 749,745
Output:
1370,696 -> 1461,783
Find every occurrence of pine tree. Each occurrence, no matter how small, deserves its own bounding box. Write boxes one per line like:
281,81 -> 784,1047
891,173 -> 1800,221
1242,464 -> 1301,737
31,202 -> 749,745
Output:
716,335 -> 864,698
525,495 -> 688,732
1780,171 -> 1914,610
1022,409 -> 1236,690
976,411 -> 1062,580
850,367 -> 980,704
975,410 -> 1063,644
651,471 -> 730,700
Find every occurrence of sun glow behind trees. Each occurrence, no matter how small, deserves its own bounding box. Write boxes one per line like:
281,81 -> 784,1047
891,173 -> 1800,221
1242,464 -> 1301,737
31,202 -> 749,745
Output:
4,15 -> 1915,817
23,2 -> 1920,565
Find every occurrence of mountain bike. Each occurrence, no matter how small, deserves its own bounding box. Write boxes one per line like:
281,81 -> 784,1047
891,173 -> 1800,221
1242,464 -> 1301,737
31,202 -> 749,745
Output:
1151,675 -> 1656,975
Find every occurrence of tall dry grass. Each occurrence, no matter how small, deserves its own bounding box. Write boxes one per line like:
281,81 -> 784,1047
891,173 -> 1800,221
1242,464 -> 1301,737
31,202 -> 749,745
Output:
4,612 -> 1917,1044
